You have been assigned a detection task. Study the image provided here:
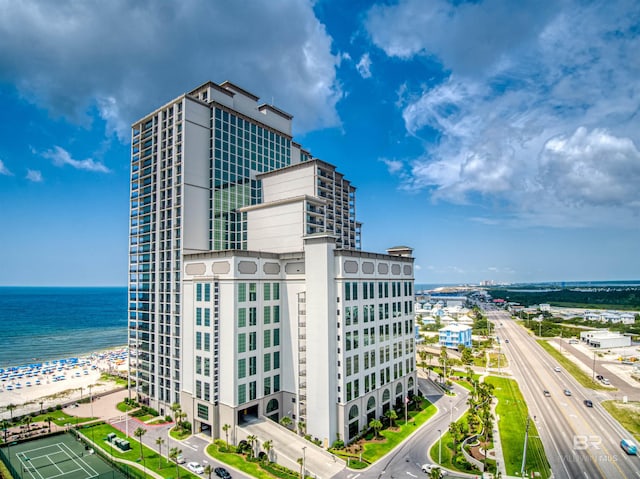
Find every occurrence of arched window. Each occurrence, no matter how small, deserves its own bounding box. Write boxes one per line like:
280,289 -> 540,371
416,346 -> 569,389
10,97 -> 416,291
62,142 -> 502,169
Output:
266,399 -> 279,414
349,405 -> 359,421
382,389 -> 390,402
367,396 -> 376,411
408,377 -> 414,389
395,383 -> 403,396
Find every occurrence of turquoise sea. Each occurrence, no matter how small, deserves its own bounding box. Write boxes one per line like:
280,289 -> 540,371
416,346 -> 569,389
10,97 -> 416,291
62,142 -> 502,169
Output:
0,287 -> 127,369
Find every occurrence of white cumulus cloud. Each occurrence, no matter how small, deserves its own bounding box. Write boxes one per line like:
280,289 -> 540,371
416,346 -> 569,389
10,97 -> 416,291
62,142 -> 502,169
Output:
0,159 -> 12,176
356,53 -> 372,78
0,0 -> 342,140
540,127 -> 640,209
26,169 -> 43,182
42,146 -> 110,173
365,0 -> 640,228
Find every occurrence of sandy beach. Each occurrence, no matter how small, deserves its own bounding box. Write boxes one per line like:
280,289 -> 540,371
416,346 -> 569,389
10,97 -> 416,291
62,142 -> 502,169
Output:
0,347 -> 129,420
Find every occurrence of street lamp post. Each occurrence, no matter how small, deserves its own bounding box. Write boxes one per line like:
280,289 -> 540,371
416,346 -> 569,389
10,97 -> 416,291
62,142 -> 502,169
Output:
438,429 -> 442,464
302,446 -> 306,479
89,385 -> 94,443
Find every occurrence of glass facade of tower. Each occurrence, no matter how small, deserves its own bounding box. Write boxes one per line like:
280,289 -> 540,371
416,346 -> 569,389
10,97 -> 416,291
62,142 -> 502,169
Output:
211,107 -> 291,250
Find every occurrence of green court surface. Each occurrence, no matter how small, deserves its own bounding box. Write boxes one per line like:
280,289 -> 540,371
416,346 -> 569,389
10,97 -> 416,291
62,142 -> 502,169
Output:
1,432 -> 128,479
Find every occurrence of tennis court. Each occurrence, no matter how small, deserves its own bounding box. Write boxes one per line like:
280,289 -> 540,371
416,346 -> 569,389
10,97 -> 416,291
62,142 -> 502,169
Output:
1,432 -> 128,479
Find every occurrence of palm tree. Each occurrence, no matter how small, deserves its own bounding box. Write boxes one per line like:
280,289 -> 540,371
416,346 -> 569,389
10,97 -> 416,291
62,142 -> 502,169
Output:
297,457 -> 304,478
449,422 -> 460,452
279,416 -> 292,429
418,349 -> 427,363
385,409 -> 398,428
246,434 -> 258,458
171,403 -> 182,430
169,447 -> 182,479
155,437 -> 165,468
45,416 -> 53,433
6,404 -> 16,422
204,464 -> 213,479
298,420 -> 306,436
222,423 -> 231,448
262,439 -> 273,462
430,467 -> 442,479
1,420 -> 9,443
369,418 -> 383,439
134,427 -> 147,461
439,346 -> 449,382
25,416 -> 32,432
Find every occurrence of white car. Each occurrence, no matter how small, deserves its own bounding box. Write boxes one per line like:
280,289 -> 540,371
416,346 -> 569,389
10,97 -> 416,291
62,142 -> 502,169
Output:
421,464 -> 447,476
187,462 -> 204,474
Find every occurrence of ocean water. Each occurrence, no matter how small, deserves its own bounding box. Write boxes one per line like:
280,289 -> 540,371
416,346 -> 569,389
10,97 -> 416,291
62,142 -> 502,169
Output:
0,287 -> 128,368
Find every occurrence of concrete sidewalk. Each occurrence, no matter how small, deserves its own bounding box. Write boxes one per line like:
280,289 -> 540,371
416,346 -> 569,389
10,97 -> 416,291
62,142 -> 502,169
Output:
70,388 -> 128,422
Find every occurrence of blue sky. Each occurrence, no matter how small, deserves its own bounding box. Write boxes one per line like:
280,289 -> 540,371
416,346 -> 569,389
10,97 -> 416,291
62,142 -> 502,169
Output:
1,0 -> 639,286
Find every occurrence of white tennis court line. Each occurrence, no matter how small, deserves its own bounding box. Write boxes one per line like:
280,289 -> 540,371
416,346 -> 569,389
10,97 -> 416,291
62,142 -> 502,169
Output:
16,440 -> 100,479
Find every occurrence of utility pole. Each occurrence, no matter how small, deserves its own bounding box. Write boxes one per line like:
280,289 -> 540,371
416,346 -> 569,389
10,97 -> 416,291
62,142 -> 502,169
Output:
520,416 -> 530,477
538,320 -> 542,337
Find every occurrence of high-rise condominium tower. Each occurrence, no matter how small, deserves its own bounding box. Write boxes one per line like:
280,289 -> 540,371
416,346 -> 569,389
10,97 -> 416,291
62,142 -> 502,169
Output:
129,81 -> 415,451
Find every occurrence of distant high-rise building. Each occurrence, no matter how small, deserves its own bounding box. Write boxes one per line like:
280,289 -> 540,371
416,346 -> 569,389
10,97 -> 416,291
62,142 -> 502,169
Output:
128,81 -> 414,445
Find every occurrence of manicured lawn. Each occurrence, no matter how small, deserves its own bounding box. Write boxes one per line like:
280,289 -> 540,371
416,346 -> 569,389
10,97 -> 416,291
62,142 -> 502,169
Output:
601,401 -> 640,442
487,352 -> 508,368
537,340 -> 610,391
486,376 -> 550,478
170,426 -> 192,440
116,401 -> 138,412
42,409 -> 95,426
206,442 -> 276,479
80,423 -> 199,478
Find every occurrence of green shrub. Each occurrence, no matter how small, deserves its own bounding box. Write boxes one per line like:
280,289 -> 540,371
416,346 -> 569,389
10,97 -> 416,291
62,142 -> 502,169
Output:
142,406 -> 159,417
332,439 -> 345,449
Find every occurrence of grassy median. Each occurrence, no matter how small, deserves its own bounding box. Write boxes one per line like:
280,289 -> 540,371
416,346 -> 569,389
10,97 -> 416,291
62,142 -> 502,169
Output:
601,400 -> 640,442
486,376 -> 551,478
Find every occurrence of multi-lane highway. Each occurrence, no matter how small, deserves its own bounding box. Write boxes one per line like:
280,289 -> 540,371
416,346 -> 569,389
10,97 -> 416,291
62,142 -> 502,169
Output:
490,309 -> 640,478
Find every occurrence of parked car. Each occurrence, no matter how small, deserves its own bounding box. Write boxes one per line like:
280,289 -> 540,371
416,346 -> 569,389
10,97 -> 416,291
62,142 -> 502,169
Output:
176,454 -> 186,464
554,366 -> 561,372
596,374 -> 604,381
584,399 -> 593,407
564,389 -> 572,396
543,390 -> 551,397
215,467 -> 232,479
601,378 -> 610,385
187,462 -> 204,474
